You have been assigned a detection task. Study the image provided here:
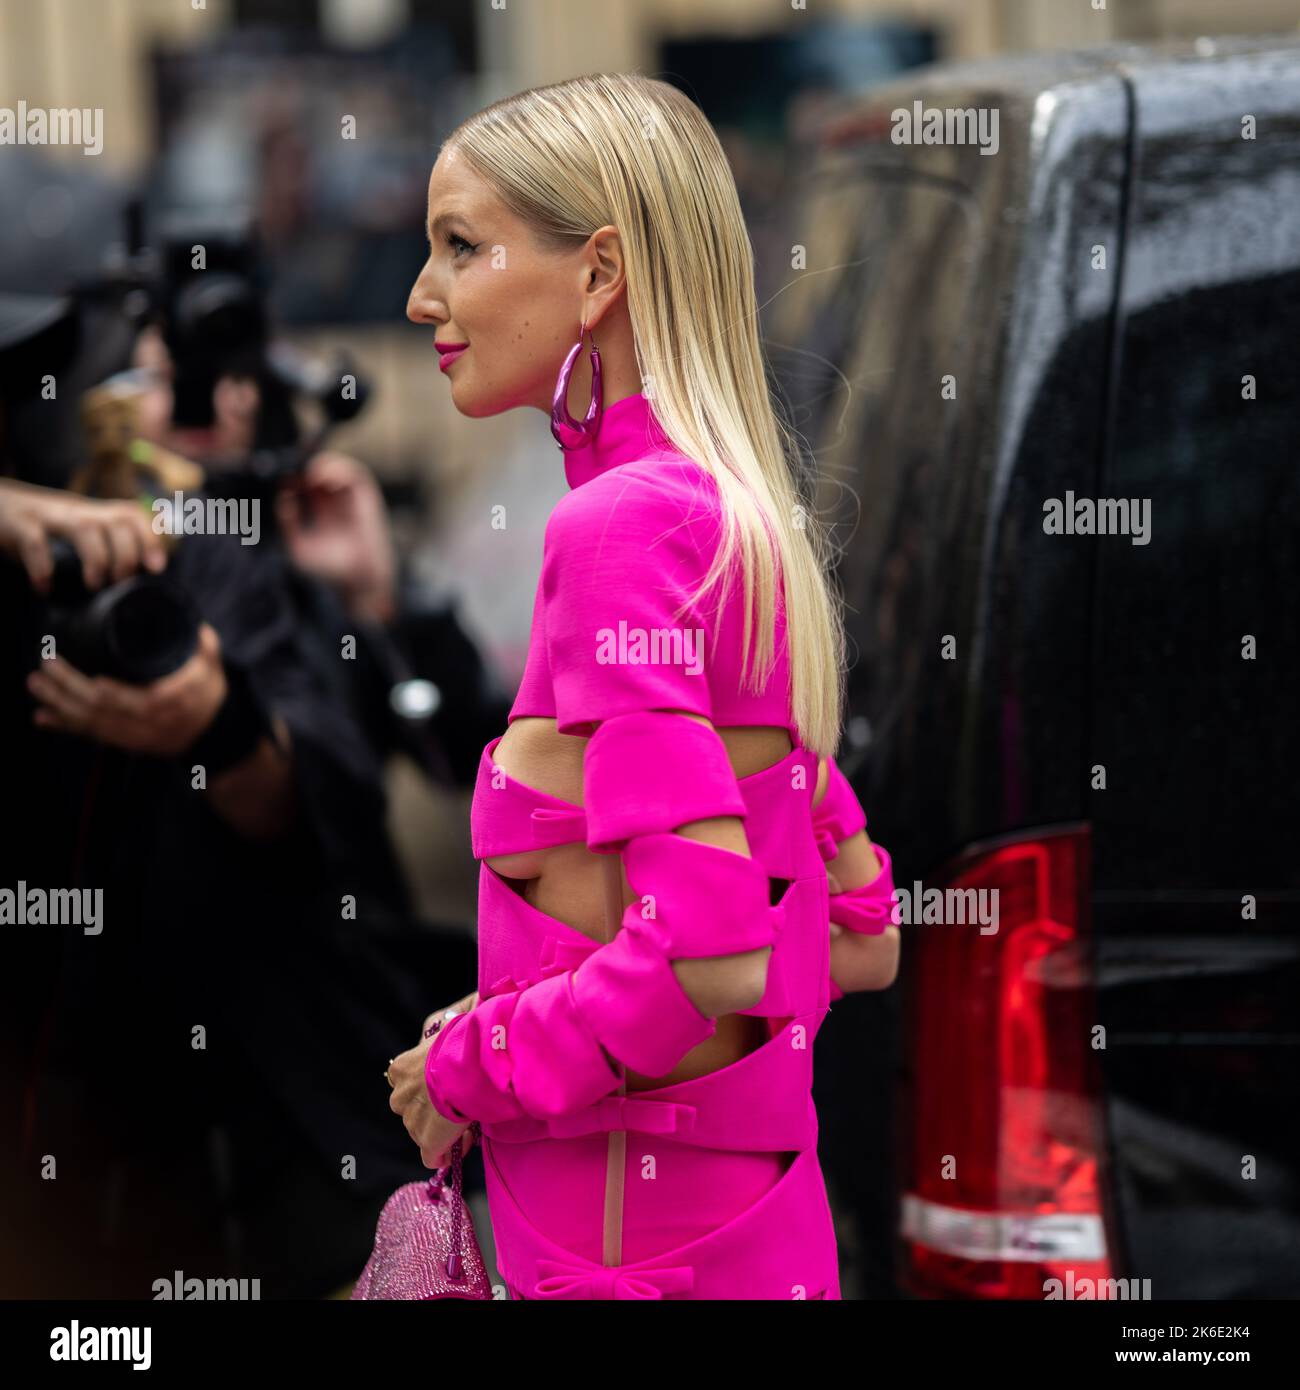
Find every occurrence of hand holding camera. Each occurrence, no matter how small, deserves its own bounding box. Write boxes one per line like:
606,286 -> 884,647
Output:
27,620 -> 227,756
0,478 -> 167,594
0,482 -> 242,763
275,450 -> 397,625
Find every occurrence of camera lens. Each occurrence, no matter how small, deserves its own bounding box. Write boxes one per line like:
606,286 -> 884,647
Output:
94,576 -> 199,683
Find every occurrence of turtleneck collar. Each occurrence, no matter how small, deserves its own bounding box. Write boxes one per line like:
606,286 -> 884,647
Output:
560,391 -> 674,491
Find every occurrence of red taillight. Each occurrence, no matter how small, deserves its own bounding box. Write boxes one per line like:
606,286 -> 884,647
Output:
899,825 -> 1113,1298
819,109 -> 896,149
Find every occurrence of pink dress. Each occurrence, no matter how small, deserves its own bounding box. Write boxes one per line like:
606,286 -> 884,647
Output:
425,392 -> 846,1299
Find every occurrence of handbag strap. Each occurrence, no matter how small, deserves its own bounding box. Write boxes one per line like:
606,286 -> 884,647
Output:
438,1119 -> 481,1281
424,1012 -> 483,1280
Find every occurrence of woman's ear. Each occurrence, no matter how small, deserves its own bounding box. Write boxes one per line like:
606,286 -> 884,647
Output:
580,224 -> 626,326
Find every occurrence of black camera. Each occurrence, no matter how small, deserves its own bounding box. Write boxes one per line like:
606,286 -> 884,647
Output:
158,209 -> 371,483
39,538 -> 199,684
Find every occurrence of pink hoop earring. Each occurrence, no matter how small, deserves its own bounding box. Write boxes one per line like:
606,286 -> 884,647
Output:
550,321 -> 603,450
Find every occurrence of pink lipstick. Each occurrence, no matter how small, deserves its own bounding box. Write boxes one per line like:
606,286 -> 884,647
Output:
435,340 -> 468,372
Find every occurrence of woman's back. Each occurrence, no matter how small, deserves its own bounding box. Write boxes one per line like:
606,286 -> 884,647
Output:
436,392 -> 844,1287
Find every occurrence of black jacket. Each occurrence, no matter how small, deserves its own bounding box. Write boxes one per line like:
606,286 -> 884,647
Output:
0,525 -> 476,1296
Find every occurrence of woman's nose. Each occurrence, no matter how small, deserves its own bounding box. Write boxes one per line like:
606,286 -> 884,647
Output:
407,268 -> 444,326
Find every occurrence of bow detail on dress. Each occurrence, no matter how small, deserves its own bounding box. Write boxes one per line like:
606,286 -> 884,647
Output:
484,936 -> 597,1000
538,935 -> 597,975
532,1258 -> 695,1300
813,824 -> 840,862
479,1094 -> 696,1146
769,900 -> 789,939
545,1095 -> 696,1139
530,805 -> 588,847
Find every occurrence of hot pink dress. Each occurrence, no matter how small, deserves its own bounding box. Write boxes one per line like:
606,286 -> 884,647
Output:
425,392 -> 846,1300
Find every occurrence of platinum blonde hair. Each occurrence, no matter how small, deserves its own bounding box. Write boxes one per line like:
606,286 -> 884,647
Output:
447,72 -> 846,757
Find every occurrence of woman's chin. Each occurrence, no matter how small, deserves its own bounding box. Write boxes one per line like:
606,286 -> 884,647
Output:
447,380 -> 522,420
444,378 -> 487,418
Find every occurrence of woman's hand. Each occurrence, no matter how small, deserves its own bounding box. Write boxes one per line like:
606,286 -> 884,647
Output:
422,991 -> 478,1041
387,991 -> 481,1169
387,1030 -> 475,1170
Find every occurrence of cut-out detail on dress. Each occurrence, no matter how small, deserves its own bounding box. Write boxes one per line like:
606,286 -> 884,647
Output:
474,729 -> 811,863
476,734 -> 829,1035
506,704 -> 802,745
488,867 -> 531,901
766,1012 -> 796,1044
480,860 -> 608,948
481,1010 -> 822,1152
479,858 -> 793,1084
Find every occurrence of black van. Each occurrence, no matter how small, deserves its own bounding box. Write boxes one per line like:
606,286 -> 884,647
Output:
768,37 -> 1300,1300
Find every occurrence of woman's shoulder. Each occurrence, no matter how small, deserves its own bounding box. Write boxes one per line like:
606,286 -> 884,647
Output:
543,456 -> 724,574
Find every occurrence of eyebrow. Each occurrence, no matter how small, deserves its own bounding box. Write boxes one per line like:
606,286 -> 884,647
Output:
427,210 -> 473,246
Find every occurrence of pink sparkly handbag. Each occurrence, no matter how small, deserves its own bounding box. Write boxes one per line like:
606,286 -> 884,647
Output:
351,1015 -> 492,1300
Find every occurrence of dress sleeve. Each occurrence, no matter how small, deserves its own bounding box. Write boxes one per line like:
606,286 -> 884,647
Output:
811,755 -> 868,862
815,757 -> 897,1002
426,471 -> 783,1125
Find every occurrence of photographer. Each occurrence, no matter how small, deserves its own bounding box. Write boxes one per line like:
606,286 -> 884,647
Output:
276,445 -> 514,786
0,459 -> 442,1299
0,477 -> 293,839
132,314 -> 511,788
1,225 -> 501,1295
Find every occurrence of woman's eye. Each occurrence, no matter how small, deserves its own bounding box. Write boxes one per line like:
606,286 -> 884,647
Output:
447,232 -> 475,258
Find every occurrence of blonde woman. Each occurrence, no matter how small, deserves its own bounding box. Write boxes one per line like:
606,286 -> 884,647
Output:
386,73 -> 899,1301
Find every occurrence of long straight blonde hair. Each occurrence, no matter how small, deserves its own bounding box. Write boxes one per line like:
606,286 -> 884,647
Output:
447,73 -> 845,757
